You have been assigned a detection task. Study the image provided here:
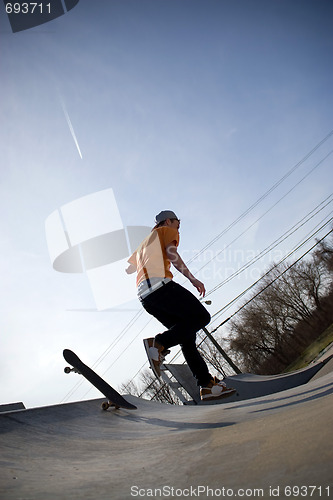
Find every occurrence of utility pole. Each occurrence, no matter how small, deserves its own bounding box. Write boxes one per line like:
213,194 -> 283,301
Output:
202,327 -> 242,374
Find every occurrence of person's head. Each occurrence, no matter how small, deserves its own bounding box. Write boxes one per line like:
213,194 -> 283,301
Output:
154,210 -> 180,230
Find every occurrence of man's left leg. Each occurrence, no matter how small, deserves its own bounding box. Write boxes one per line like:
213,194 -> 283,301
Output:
180,335 -> 212,387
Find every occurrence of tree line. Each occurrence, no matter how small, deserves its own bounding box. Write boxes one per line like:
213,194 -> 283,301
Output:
226,233 -> 333,374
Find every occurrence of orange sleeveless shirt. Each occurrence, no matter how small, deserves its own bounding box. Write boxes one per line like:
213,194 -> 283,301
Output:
128,226 -> 179,287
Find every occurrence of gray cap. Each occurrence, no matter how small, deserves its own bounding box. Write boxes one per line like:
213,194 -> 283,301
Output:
155,210 -> 179,224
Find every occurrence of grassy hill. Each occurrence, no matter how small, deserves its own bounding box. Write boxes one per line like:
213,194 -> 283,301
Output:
284,323 -> 333,372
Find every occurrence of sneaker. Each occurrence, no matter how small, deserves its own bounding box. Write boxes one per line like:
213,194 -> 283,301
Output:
143,338 -> 166,378
200,376 -> 236,401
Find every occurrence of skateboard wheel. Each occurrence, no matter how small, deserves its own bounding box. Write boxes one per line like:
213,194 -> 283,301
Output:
101,402 -> 110,411
110,403 -> 120,410
64,367 -> 71,374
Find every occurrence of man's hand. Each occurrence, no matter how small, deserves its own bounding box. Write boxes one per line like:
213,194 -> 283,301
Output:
190,277 -> 206,297
125,263 -> 136,274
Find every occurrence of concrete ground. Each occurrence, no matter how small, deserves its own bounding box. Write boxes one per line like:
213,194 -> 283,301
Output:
1,350 -> 332,500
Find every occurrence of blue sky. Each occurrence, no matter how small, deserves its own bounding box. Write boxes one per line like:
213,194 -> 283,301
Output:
1,0 -> 332,408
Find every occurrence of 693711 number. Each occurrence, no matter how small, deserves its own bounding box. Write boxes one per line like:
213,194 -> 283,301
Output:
5,3 -> 51,14
284,485 -> 330,497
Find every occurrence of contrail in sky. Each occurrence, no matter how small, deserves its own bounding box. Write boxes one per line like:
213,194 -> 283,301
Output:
59,97 -> 83,159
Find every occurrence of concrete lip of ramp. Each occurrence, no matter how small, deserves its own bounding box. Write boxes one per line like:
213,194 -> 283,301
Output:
1,355 -> 332,499
220,354 -> 333,403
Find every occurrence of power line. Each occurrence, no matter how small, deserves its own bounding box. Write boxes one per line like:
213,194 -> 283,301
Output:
210,221 -> 333,332
206,194 -> 333,297
186,131 -> 333,266
191,150 -> 333,280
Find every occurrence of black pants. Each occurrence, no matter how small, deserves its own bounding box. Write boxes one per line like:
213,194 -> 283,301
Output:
141,281 -> 212,386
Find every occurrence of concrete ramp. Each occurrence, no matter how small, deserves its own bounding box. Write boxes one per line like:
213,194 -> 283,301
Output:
0,357 -> 332,499
222,354 -> 333,403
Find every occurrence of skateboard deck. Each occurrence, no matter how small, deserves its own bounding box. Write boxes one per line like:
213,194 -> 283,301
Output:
63,349 -> 137,411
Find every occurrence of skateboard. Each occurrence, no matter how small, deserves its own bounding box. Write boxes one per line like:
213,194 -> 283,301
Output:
63,349 -> 137,411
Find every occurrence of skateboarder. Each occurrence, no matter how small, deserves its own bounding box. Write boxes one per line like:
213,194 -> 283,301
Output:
126,210 -> 235,401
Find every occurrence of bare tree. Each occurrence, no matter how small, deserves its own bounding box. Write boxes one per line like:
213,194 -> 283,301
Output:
229,237 -> 333,373
197,332 -> 234,378
314,232 -> 333,272
120,368 -> 181,405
